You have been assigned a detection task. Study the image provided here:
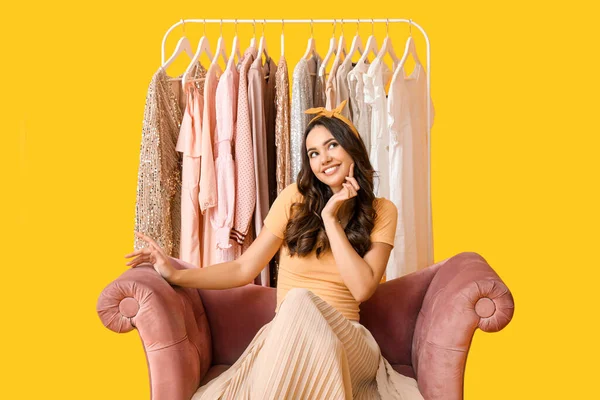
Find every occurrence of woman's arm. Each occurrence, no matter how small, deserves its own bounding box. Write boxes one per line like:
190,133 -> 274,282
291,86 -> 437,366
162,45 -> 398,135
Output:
168,228 -> 283,289
323,216 -> 392,302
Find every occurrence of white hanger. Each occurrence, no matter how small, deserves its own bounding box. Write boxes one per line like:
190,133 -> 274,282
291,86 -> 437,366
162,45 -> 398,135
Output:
356,19 -> 379,66
250,20 -> 257,49
375,19 -> 400,65
229,19 -> 242,63
398,20 -> 421,69
211,19 -> 229,67
347,21 -> 364,59
162,19 -> 194,69
280,19 -> 285,58
319,20 -> 338,77
302,19 -> 316,60
257,19 -> 269,62
330,19 -> 347,70
181,20 -> 214,88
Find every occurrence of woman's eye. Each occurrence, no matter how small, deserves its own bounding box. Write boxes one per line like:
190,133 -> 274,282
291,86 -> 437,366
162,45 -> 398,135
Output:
329,142 -> 338,149
309,152 -> 317,158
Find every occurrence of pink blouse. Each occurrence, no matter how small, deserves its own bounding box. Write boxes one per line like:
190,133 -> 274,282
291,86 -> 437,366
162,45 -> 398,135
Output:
176,84 -> 204,267
212,56 -> 239,252
199,63 -> 221,214
230,47 -> 257,247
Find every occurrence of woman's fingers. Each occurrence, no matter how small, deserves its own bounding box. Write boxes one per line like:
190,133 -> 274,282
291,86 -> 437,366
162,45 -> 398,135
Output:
124,248 -> 148,259
347,183 -> 357,198
149,242 -> 167,259
349,163 -> 355,178
135,231 -> 161,249
127,255 -> 147,267
343,183 -> 356,198
345,176 -> 360,191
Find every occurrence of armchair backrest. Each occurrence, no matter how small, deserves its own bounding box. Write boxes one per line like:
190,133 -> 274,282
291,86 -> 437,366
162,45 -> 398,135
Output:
198,284 -> 277,365
360,267 -> 438,367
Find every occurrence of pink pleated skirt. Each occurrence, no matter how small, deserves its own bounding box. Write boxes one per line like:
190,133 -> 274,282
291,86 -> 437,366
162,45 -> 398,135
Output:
192,288 -> 424,399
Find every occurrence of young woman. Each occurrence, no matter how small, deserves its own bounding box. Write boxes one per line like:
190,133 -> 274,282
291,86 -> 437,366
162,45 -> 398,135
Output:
126,100 -> 423,399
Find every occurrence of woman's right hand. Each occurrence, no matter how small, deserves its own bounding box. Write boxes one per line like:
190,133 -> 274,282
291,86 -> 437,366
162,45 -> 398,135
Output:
125,232 -> 178,281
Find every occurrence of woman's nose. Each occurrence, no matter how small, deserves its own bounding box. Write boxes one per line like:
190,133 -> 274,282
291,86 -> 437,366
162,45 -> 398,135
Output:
321,154 -> 332,164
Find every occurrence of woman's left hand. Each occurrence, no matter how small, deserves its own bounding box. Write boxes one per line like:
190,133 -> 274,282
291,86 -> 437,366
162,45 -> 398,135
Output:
321,163 -> 361,221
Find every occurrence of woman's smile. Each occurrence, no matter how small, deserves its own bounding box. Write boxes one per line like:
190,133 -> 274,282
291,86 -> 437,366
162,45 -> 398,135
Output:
322,164 -> 341,176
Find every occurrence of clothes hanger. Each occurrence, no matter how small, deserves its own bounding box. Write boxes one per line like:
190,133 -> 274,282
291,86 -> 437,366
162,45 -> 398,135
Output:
330,19 -> 347,70
181,19 -> 214,87
162,19 -> 194,70
302,19 -> 316,60
318,20 -> 338,77
280,19 -> 285,58
257,19 -> 269,62
375,19 -> 400,65
347,21 -> 364,59
250,20 -> 257,49
228,19 -> 242,64
211,19 -> 229,67
398,19 -> 421,69
356,19 -> 379,66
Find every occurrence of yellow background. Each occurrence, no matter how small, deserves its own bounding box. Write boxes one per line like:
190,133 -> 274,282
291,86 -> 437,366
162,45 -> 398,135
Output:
2,0 -> 599,398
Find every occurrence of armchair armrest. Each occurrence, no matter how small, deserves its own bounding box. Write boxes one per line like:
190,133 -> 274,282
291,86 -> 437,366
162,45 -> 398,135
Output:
97,265 -> 212,400
412,252 -> 515,400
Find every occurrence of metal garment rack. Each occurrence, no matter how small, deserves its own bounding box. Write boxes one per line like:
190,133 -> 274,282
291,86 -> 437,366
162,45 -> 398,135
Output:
162,18 -> 434,266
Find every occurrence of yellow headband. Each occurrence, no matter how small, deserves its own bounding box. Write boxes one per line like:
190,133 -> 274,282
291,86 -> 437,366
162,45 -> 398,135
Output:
304,99 -> 360,138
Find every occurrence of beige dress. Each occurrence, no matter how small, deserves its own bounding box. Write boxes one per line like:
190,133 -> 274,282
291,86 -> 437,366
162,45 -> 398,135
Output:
387,61 -> 435,278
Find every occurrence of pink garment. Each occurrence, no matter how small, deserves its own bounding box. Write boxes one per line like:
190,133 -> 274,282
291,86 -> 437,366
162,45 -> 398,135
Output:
248,54 -> 270,287
200,63 -> 221,269
325,54 -> 343,111
387,61 -> 435,278
199,64 -> 220,214
212,56 -> 239,260
176,85 -> 204,267
230,47 -> 257,248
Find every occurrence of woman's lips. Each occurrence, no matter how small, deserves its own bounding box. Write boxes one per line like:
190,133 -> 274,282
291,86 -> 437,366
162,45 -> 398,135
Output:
322,165 -> 340,176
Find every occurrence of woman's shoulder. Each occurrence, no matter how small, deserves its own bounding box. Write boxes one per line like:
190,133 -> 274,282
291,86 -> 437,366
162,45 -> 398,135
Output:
373,197 -> 398,219
279,183 -> 304,202
373,197 -> 396,210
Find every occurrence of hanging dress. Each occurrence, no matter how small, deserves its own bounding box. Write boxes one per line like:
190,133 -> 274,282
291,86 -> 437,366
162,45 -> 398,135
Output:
290,53 -> 323,182
248,52 -> 271,286
176,65 -> 207,267
200,62 -> 222,269
275,56 -> 292,195
363,58 -> 397,199
347,60 -> 372,154
263,56 -> 279,207
230,47 -> 257,258
334,55 -> 355,120
134,64 -> 202,257
325,52 -> 343,111
212,54 -> 240,262
387,61 -> 435,279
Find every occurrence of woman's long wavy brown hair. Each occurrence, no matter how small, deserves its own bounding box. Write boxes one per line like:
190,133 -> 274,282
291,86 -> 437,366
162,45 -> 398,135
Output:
284,116 -> 378,258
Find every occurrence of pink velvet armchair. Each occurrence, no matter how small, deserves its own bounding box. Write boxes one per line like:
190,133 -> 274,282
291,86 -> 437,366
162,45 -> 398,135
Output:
97,251 -> 514,399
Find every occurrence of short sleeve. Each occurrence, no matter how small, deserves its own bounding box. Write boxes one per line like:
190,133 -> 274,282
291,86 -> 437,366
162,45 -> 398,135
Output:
370,198 -> 398,247
263,183 -> 301,239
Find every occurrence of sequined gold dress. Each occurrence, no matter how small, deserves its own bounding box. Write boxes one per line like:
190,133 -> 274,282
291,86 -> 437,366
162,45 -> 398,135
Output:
133,65 -> 204,256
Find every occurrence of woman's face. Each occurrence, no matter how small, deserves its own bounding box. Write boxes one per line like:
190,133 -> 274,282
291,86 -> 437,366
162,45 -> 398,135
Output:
306,125 -> 354,193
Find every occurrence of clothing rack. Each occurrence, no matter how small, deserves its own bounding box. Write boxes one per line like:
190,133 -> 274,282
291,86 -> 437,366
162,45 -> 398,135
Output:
161,18 -> 434,264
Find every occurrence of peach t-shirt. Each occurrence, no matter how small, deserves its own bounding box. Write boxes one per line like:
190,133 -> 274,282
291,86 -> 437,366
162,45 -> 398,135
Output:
263,183 -> 398,321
